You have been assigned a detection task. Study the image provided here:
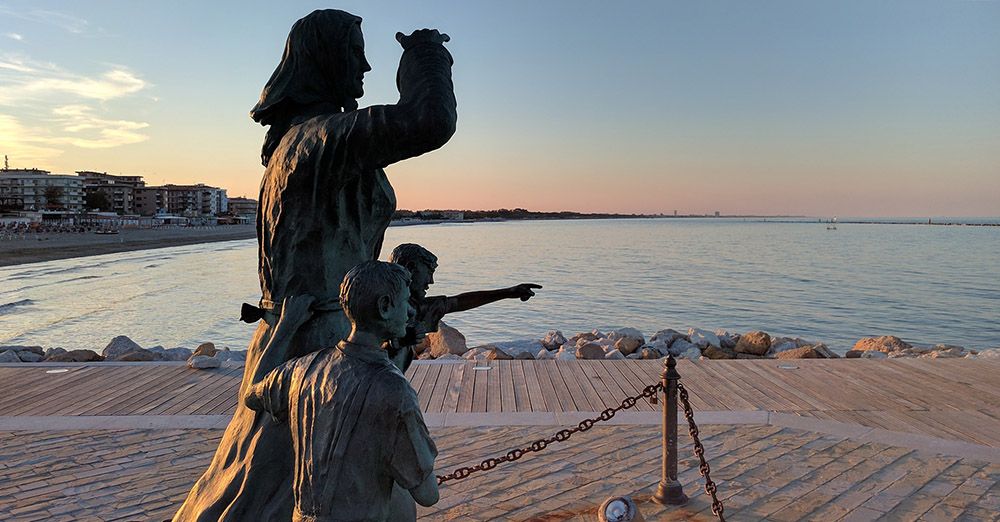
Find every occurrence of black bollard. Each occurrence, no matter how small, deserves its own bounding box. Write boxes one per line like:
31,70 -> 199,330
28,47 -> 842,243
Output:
653,354 -> 688,505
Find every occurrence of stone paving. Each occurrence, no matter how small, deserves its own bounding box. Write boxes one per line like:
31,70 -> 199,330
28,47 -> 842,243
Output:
1,424 -> 998,521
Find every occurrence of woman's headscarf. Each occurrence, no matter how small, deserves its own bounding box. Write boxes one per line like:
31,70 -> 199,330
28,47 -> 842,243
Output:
250,9 -> 362,166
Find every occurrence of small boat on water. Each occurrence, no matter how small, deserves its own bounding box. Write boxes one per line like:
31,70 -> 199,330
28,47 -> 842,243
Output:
827,217 -> 838,230
95,229 -> 120,235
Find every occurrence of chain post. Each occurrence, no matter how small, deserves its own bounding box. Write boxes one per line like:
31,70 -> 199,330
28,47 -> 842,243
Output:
653,354 -> 688,505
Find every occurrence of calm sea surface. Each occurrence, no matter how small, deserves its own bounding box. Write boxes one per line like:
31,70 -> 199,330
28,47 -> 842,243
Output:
2,219 -> 998,354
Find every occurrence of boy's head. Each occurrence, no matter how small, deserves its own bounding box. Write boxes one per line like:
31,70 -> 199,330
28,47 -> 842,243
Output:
339,261 -> 414,340
387,243 -> 437,301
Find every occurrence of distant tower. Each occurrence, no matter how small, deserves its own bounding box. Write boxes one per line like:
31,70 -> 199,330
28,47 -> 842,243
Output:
673,210 -> 677,216
3,155 -> 8,170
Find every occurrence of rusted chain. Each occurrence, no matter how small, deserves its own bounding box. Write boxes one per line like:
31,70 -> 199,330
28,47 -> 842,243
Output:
677,382 -> 725,521
436,382 -> 664,485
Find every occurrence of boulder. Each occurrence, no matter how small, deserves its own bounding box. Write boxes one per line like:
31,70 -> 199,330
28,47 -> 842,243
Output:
0,350 -> 21,363
216,350 -> 247,362
118,349 -> 159,362
734,331 -> 771,356
774,346 -> 823,359
46,349 -> 103,362
102,335 -> 143,360
485,347 -> 513,360
811,343 -> 840,359
625,352 -> 642,360
715,330 -> 739,350
845,350 -> 863,358
44,347 -> 67,358
853,336 -> 912,353
735,353 -> 765,360
462,347 -> 491,360
569,330 -> 603,344
437,354 -> 462,361
668,339 -> 697,357
649,329 -> 687,346
535,348 -> 554,360
604,349 -> 625,360
193,342 -> 218,358
554,348 -> 578,361
418,351 -> 434,360
607,328 -> 645,354
3,345 -> 43,356
187,355 -> 221,369
490,339 -> 545,358
639,348 -> 661,360
614,337 -> 644,356
675,344 -> 703,360
860,350 -> 888,359
17,351 -> 44,363
768,337 -> 814,355
702,345 -> 736,360
540,330 -> 567,351
966,349 -> 1000,360
687,328 -> 721,349
576,342 -> 606,360
643,339 -> 670,357
514,351 -> 535,360
427,322 -> 468,358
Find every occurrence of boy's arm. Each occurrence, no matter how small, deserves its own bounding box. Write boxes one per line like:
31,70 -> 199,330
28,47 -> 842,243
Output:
389,386 -> 439,506
444,283 -> 541,314
247,295 -> 314,388
243,361 -> 295,422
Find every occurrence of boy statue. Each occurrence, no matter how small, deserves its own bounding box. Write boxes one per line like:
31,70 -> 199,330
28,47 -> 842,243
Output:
244,261 -> 438,522
386,243 -> 542,370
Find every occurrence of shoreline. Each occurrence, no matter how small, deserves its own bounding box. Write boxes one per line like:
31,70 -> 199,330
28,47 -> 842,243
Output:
0,224 -> 257,267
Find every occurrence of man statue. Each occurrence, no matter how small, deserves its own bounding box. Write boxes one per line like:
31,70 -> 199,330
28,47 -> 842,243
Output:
386,243 -> 541,371
244,261 -> 438,522
174,9 -> 456,520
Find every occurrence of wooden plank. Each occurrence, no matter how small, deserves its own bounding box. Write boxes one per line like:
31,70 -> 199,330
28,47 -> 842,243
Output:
456,363 -> 476,413
426,364 -> 455,414
499,361 -> 516,413
535,360 -> 572,413
438,363 -> 466,414
510,361 -> 531,412
472,363 -> 489,413
520,359 -> 548,412
417,364 -> 442,412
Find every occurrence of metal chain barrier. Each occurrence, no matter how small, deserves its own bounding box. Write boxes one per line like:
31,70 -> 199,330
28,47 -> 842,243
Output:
436,382 -> 664,485
677,381 -> 725,521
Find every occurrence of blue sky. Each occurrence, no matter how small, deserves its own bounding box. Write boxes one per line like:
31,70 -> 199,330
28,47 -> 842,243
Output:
1,0 -> 998,216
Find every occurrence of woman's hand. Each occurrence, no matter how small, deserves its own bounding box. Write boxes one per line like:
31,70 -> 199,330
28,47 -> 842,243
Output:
276,295 -> 315,330
396,29 -> 450,50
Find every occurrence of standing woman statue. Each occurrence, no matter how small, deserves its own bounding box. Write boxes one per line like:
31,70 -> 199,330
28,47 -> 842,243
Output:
173,9 -> 456,521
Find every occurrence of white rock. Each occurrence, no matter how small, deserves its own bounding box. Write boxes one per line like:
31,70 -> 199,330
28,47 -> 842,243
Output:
715,329 -> 739,349
491,339 -> 545,358
462,347 -> 491,360
973,349 -> 1000,359
540,330 -> 567,351
215,350 -> 246,362
649,329 -> 686,346
669,339 -> 697,357
44,347 -> 67,358
0,350 -> 22,363
436,354 -> 462,360
687,328 -> 720,349
625,352 -> 642,360
187,355 -> 221,369
604,349 -> 625,360
102,335 -> 143,360
554,348 -> 577,360
535,348 -> 554,360
162,347 -> 194,361
860,351 -> 888,359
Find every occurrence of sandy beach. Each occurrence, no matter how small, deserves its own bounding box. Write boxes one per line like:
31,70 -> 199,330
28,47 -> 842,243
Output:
0,224 -> 256,267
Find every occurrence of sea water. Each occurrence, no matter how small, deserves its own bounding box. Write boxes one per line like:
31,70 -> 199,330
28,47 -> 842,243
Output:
1,218 -> 998,353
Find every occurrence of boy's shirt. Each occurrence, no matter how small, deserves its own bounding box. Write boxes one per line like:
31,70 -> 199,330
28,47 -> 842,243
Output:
247,341 -> 437,522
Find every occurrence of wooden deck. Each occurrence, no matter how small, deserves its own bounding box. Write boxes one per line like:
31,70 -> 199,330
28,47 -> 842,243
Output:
2,358 -> 1000,521
1,358 -> 999,446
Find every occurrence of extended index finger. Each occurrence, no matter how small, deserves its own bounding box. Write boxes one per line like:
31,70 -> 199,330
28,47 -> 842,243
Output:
524,283 -> 542,289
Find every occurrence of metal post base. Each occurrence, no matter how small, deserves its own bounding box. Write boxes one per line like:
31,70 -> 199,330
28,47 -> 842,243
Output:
653,479 -> 688,506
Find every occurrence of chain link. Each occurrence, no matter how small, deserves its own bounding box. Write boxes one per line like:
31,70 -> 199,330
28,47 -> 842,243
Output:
436,382 -> 663,485
677,382 -> 725,521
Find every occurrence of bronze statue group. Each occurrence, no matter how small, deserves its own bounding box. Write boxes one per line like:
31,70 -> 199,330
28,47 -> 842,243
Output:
172,10 -> 538,522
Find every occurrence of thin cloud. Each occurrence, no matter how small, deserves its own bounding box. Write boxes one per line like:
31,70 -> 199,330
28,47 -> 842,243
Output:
5,33 -> 23,41
0,7 -> 90,35
51,105 -> 149,149
0,114 -> 64,165
0,66 -> 146,105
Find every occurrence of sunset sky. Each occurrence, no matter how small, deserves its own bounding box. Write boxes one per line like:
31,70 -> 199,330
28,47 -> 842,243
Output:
1,1 -> 997,216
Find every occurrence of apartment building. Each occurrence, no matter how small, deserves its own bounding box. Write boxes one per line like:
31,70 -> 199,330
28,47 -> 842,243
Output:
226,197 -> 257,218
160,184 -> 228,216
77,171 -> 147,215
0,168 -> 85,211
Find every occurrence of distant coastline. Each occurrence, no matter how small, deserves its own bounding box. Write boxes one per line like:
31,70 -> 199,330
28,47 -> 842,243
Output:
3,213 -> 997,267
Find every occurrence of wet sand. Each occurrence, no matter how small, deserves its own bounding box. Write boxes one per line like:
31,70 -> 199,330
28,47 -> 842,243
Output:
0,225 -> 256,267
